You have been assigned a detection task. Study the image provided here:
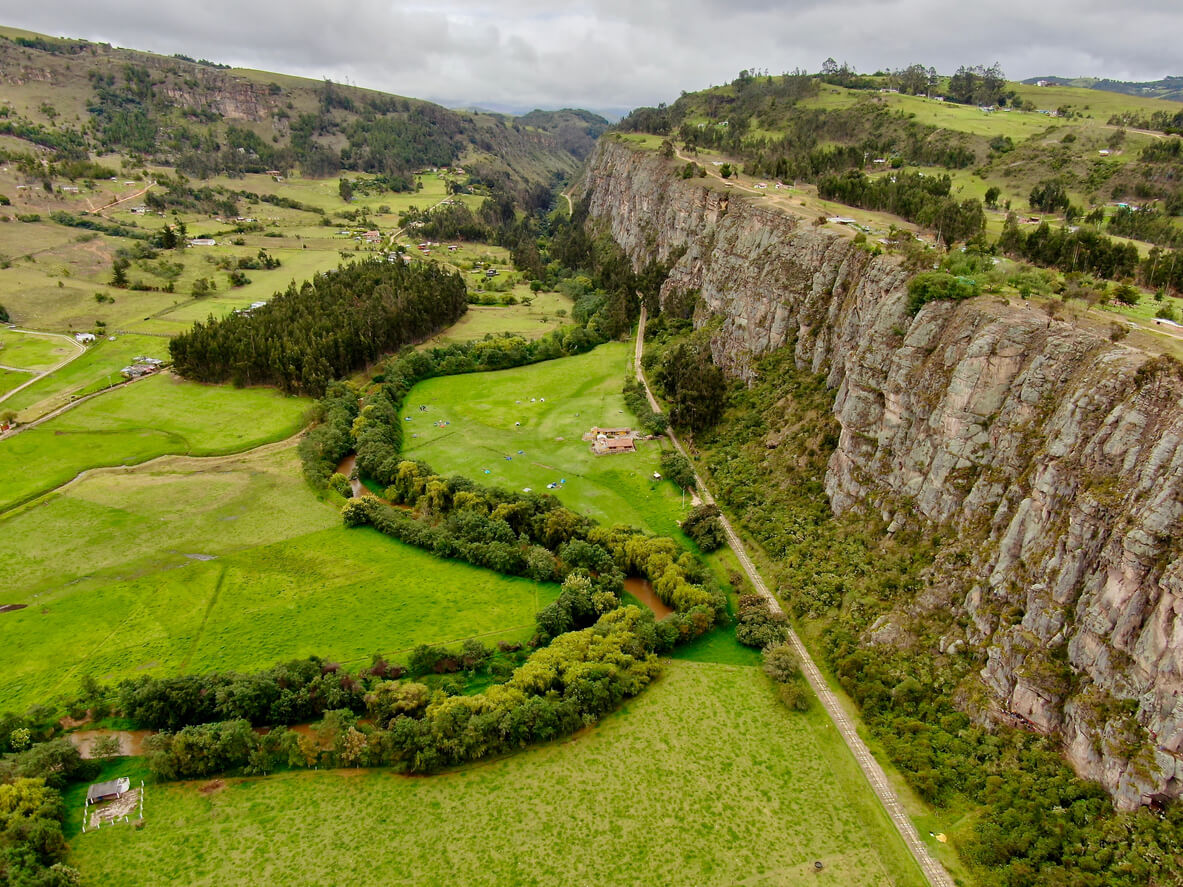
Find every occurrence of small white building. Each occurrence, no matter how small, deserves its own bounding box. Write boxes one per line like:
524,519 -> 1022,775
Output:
75,333 -> 96,344
86,778 -> 130,804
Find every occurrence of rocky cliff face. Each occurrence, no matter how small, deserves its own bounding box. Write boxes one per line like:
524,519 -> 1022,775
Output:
582,138 -> 1183,809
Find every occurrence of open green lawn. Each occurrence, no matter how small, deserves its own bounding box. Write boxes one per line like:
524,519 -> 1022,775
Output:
0,333 -> 168,420
423,290 -> 574,345
0,366 -> 35,396
68,661 -> 924,887
400,342 -> 691,535
0,444 -> 557,713
882,92 -> 1061,139
0,372 -> 309,512
0,327 -> 76,371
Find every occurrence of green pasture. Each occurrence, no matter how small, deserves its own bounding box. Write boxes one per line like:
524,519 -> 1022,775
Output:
400,342 -> 692,535
0,220 -> 189,330
881,93 -> 1060,139
203,169 -> 466,216
0,372 -> 309,512
68,662 -> 924,887
0,444 -> 557,712
0,327 -> 76,371
0,333 -> 167,421
1009,82 -> 1181,121
0,168 -> 477,335
145,245 -> 360,330
424,290 -> 574,345
0,367 -> 34,396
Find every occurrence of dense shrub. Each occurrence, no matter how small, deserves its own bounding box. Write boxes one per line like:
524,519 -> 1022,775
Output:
906,271 -> 980,314
118,657 -> 366,730
734,594 -> 788,648
680,503 -> 725,551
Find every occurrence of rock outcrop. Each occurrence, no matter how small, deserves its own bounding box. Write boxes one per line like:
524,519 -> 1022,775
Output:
582,138 -> 1183,808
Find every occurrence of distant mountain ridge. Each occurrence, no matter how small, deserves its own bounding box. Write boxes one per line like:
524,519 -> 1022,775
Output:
1022,74 -> 1183,102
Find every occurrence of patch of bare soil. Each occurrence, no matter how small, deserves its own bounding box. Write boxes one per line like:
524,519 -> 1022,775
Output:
199,779 -> 226,795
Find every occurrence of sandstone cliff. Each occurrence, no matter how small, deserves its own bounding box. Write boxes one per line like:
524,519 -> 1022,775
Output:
582,138 -> 1183,809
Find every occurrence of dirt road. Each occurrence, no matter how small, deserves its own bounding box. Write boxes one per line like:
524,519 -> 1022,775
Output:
0,328 -> 86,407
634,306 -> 954,887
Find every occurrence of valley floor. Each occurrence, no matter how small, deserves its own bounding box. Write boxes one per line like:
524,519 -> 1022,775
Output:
66,661 -> 924,887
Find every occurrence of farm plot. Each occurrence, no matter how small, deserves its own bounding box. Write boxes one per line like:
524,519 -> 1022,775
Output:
0,445 -> 557,713
0,327 -> 76,371
0,333 -> 168,420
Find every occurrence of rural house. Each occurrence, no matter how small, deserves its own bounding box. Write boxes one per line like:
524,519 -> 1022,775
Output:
599,437 -> 636,454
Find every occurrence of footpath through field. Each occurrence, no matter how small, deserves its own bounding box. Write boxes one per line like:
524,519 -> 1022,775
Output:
634,306 -> 954,887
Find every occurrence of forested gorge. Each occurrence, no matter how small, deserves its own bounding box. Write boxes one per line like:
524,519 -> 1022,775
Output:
169,259 -> 468,395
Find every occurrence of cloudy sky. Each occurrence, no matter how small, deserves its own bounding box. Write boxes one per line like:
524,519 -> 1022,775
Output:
3,1 -> 1179,115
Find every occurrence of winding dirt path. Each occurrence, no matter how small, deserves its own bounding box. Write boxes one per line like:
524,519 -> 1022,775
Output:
94,184 -> 153,216
634,306 -> 954,887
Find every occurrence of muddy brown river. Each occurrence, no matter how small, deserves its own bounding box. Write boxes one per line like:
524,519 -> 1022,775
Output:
335,453 -> 366,497
622,577 -> 673,619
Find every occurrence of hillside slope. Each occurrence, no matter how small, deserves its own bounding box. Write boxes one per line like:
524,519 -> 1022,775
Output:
1023,75 -> 1183,104
0,25 -> 590,193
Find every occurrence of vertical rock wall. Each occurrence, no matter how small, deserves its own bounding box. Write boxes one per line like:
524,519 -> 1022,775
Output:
582,138 -> 1183,808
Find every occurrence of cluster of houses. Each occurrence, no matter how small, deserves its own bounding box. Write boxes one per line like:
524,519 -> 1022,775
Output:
586,426 -> 637,455
120,356 -> 164,379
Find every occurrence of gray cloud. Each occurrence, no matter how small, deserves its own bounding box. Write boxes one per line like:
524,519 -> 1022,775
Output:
1,0 -> 1178,113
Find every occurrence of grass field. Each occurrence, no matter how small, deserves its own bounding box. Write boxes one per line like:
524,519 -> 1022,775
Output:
0,443 -> 558,713
400,342 -> 691,535
0,372 -> 310,512
67,661 -> 925,887
0,168 -> 477,334
0,327 -> 77,371
423,291 -> 574,345
0,333 -> 169,421
0,366 -> 34,396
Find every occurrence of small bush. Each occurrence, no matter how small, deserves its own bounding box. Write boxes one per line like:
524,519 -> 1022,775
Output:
906,272 -> 980,315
